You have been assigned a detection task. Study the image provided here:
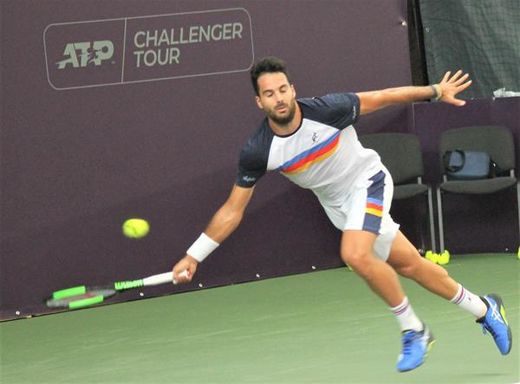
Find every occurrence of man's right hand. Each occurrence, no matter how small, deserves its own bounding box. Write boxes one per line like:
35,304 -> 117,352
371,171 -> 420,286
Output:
173,255 -> 198,283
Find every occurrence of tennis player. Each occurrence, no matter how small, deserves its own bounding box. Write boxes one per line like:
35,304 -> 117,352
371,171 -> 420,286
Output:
172,57 -> 512,372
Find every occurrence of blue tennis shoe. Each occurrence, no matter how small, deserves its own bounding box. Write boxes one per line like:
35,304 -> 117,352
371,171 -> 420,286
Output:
477,294 -> 512,355
396,325 -> 435,372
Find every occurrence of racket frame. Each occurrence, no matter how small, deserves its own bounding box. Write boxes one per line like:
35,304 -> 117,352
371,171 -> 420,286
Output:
46,271 -> 183,309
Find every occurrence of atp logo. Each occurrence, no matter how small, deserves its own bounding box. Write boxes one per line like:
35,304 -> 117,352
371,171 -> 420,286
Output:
56,40 -> 114,69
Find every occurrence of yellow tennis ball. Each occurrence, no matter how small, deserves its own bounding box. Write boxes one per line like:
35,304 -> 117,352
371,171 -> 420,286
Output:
122,218 -> 150,239
437,250 -> 450,265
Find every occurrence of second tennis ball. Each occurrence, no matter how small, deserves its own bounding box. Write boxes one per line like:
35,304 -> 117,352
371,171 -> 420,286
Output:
122,218 -> 150,239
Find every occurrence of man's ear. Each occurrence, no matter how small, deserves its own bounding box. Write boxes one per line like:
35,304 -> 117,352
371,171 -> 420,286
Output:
291,84 -> 296,98
255,96 -> 263,110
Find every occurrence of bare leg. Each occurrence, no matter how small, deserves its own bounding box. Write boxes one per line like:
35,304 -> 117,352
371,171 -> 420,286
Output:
342,229 -> 439,371
340,230 -> 405,307
387,230 -> 458,300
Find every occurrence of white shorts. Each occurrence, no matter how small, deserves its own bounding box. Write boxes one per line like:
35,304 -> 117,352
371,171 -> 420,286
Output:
322,168 -> 400,261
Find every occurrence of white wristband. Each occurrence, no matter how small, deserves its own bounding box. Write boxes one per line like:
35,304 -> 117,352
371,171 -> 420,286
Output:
186,233 -> 220,262
431,84 -> 443,101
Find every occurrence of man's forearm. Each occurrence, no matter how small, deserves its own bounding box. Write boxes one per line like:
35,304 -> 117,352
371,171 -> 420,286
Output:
204,204 -> 244,243
357,85 -> 438,115
357,70 -> 471,114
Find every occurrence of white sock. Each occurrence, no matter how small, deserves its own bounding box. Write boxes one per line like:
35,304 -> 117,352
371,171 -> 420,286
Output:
450,284 -> 487,318
390,297 -> 423,332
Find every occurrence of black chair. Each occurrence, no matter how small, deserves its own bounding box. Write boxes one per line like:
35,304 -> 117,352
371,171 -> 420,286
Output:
436,125 -> 519,253
359,133 -> 436,253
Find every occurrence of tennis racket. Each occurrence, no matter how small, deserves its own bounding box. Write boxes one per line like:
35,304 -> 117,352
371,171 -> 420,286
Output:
46,270 -> 190,309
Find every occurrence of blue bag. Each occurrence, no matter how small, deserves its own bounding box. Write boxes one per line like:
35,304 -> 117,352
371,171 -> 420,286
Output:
443,150 -> 495,180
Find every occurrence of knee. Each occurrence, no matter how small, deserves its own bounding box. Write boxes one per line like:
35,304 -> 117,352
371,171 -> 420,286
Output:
394,255 -> 448,279
393,261 -> 419,278
389,246 -> 421,278
341,248 -> 373,276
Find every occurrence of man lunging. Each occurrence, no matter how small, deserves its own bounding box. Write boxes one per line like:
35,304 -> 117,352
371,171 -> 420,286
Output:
172,57 -> 512,372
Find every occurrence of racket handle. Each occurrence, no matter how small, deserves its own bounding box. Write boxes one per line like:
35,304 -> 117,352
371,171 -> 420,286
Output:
142,272 -> 172,286
142,270 -> 190,286
173,270 -> 190,285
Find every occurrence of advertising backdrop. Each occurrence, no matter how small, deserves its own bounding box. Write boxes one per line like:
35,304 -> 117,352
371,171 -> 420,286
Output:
1,0 -> 518,320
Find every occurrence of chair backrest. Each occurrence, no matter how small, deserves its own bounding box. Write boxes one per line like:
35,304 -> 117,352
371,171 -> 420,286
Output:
439,126 -> 516,174
358,133 -> 424,184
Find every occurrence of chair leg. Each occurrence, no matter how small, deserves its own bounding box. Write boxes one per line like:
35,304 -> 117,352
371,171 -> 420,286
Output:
427,187 -> 437,253
436,187 -> 445,253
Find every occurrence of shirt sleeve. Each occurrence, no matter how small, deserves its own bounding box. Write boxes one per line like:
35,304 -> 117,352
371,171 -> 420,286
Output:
235,124 -> 273,188
300,92 -> 360,129
236,148 -> 267,187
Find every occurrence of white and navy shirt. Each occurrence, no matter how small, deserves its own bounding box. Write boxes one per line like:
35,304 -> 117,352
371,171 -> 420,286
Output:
236,92 -> 383,208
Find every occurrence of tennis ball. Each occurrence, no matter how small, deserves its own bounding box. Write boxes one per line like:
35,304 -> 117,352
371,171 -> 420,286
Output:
122,218 -> 150,239
437,250 -> 450,265
425,251 -> 438,264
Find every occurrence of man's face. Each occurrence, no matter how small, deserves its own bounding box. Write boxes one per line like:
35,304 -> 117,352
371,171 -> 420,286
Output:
255,72 -> 297,126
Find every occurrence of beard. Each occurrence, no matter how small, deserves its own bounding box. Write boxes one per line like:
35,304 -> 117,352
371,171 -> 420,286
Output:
267,99 -> 297,126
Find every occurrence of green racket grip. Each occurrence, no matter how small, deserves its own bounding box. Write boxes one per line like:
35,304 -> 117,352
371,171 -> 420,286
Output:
52,286 -> 87,300
68,295 -> 104,309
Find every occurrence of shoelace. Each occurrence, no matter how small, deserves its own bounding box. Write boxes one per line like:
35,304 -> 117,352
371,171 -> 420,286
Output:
401,331 -> 418,354
480,300 -> 503,338
488,300 -> 505,324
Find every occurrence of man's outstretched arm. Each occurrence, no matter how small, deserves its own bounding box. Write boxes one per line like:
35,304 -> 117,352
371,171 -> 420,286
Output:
357,70 -> 472,115
172,184 -> 255,283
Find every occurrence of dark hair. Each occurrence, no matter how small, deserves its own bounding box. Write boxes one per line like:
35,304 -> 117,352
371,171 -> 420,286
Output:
250,56 -> 291,96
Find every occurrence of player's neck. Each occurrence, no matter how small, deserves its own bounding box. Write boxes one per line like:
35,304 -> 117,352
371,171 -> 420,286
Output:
268,104 -> 302,136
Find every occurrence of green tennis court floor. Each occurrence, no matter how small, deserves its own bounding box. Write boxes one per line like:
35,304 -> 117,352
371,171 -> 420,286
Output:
1,253 -> 518,383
